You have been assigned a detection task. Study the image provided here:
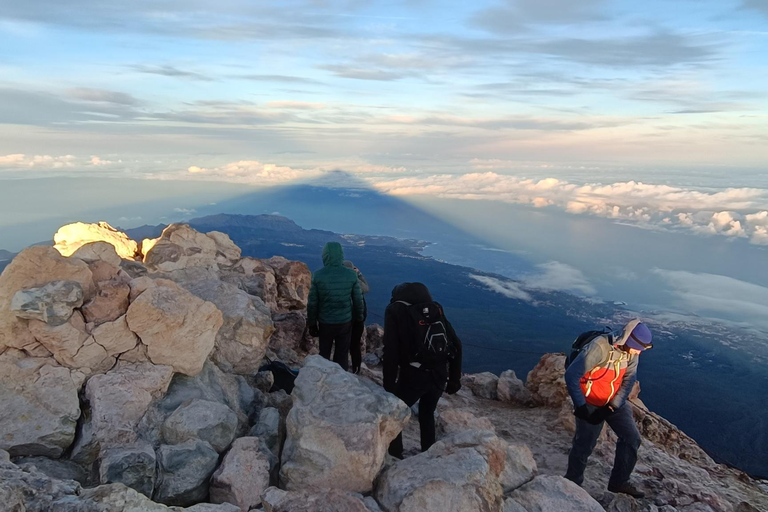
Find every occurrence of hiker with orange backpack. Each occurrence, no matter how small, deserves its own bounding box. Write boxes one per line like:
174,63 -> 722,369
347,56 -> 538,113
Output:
564,319 -> 653,498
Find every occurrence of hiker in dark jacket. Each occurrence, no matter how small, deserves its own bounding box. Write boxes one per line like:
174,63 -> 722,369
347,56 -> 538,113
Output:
306,242 -> 365,371
383,282 -> 463,459
564,319 -> 653,498
343,260 -> 369,374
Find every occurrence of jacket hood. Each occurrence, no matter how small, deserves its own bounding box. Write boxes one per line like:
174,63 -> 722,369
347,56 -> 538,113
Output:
390,282 -> 433,304
615,318 -> 646,346
322,242 -> 344,267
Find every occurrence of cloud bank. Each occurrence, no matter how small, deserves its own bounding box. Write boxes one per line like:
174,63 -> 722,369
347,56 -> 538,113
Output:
471,260 -> 596,301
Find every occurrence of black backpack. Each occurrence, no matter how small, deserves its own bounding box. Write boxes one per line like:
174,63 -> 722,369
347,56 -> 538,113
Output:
564,327 -> 613,369
258,358 -> 300,393
397,300 -> 456,366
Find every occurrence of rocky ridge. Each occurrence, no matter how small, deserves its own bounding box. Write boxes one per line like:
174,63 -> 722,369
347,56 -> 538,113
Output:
0,221 -> 765,512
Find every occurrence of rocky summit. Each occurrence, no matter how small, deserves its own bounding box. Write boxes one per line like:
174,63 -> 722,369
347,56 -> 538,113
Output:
0,221 -> 766,512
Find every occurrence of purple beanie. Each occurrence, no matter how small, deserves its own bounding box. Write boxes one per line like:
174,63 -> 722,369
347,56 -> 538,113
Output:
624,322 -> 653,351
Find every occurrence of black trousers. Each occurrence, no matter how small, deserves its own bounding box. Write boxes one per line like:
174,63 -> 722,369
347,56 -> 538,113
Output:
349,320 -> 365,372
319,322 -> 352,371
388,366 -> 445,458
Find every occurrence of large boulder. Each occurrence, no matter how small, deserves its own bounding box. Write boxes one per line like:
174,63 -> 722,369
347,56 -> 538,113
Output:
437,408 -> 495,438
155,439 -> 220,507
138,360 -> 256,448
177,278 -> 274,374
0,349 -> 82,458
210,437 -> 277,511
53,221 -> 140,260
71,241 -> 123,267
99,441 -> 157,497
374,430 -> 536,512
143,224 -> 218,272
504,475 -> 604,512
91,315 -> 139,357
270,310 -> 313,362
206,231 -> 241,267
10,280 -> 84,326
81,279 -> 131,325
28,311 -> 114,374
0,246 -> 94,351
280,355 -> 410,493
265,256 -> 311,311
222,257 -> 279,310
162,399 -> 238,453
83,362 -> 174,453
526,353 -> 568,407
262,487 -> 374,512
497,370 -> 532,405
126,279 -> 223,376
249,407 -> 284,457
461,372 -> 499,400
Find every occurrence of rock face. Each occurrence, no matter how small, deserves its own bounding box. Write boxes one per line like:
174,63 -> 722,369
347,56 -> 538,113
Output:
99,442 -> 157,497
223,257 -> 279,310
10,280 -> 84,326
262,487 -> 372,512
126,279 -> 223,376
504,475 -> 604,512
27,311 -> 113,373
81,279 -> 131,325
209,437 -> 277,511
265,256 -> 311,311
280,355 -> 411,493
162,399 -> 239,453
364,324 -> 384,360
461,372 -> 499,400
0,246 -> 94,351
155,439 -> 220,507
526,353 -> 568,407
143,224 -> 219,272
437,408 -> 495,438
0,349 -> 81,458
178,278 -> 274,374
207,231 -> 241,267
53,221 -> 140,260
84,362 -> 174,451
497,370 -> 532,405
374,430 -> 536,512
71,241 -> 123,267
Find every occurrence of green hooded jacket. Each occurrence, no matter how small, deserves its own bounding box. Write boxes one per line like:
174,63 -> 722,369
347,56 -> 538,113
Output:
307,242 -> 365,325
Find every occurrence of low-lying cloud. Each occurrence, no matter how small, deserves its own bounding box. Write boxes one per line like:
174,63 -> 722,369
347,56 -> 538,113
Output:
471,260 -> 596,301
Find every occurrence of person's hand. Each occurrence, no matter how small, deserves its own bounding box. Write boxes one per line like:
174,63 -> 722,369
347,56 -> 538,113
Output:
445,380 -> 461,395
588,405 -> 615,425
307,323 -> 319,338
574,404 -> 591,422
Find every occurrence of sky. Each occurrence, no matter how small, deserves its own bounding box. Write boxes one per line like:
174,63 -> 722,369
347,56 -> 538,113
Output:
1,0 -> 767,246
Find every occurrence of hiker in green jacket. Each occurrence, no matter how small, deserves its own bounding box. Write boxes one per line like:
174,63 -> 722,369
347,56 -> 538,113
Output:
306,242 -> 365,371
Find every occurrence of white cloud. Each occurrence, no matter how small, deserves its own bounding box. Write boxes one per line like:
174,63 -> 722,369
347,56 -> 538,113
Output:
652,269 -> 768,331
523,261 -> 597,296
89,156 -> 112,166
373,172 -> 768,245
470,260 -> 595,300
470,274 -> 533,301
0,153 -> 76,168
182,160 -> 320,185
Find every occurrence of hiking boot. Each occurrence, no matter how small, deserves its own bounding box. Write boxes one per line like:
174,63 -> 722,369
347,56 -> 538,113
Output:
607,481 -> 645,498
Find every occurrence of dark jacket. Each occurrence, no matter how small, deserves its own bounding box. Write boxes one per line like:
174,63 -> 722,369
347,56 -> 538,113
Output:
382,282 -> 463,393
307,242 -> 364,325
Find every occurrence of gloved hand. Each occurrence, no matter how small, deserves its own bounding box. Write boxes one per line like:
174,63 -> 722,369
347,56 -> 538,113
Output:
574,404 -> 591,422
307,323 -> 319,338
445,380 -> 461,395
588,405 -> 615,425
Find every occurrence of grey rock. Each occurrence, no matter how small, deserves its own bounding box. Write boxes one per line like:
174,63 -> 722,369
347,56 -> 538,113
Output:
374,430 -> 533,512
162,399 -> 238,453
363,324 -> 384,359
210,437 -> 277,511
99,442 -> 157,497
461,372 -> 499,400
262,487 -> 371,512
0,349 -> 81,458
497,370 -> 532,405
280,356 -> 410,493
254,370 -> 275,393
10,280 -> 84,326
182,504 -> 242,512
248,407 -> 283,457
15,456 -> 89,485
155,440 -> 219,507
506,475 -> 604,512
362,353 -> 381,367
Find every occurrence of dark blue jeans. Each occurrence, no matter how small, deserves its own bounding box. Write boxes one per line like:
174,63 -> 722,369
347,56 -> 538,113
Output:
565,402 -> 641,487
